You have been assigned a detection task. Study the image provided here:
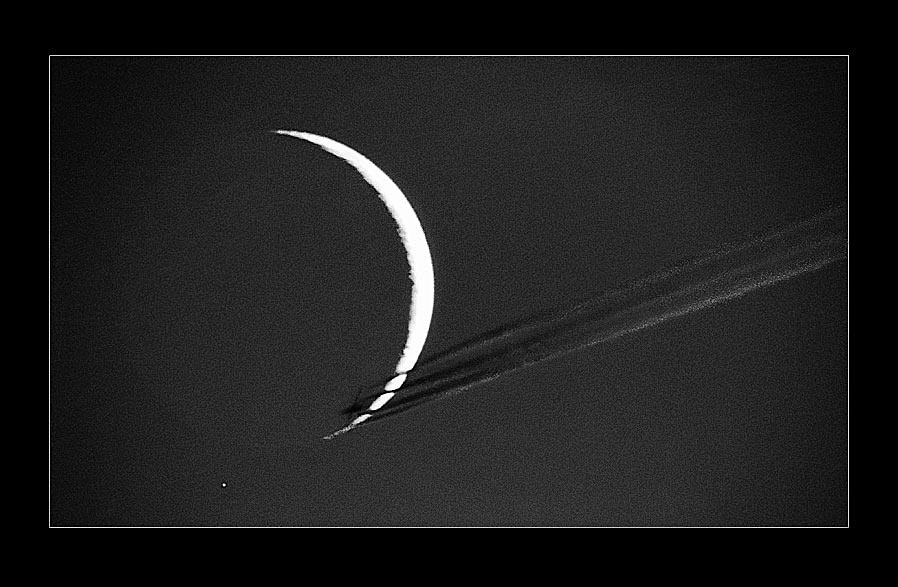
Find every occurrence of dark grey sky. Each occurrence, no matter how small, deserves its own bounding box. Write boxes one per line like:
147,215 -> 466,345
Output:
51,56 -> 847,526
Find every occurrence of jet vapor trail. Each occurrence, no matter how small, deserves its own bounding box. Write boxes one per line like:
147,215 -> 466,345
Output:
327,205 -> 847,439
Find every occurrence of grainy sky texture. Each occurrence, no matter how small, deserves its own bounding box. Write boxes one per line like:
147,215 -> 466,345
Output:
50,56 -> 848,526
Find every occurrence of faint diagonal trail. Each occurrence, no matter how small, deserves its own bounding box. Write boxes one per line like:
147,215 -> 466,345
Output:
330,204 -> 847,438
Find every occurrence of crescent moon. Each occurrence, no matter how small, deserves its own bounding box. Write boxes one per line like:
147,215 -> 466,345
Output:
275,131 -> 435,424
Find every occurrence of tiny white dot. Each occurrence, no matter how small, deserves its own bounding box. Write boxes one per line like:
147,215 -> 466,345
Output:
221,483 -> 227,488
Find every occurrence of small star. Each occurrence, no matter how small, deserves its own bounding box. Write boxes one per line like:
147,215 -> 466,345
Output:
221,482 -> 227,488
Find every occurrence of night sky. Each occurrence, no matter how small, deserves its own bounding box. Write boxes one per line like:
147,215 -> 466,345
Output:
50,56 -> 848,526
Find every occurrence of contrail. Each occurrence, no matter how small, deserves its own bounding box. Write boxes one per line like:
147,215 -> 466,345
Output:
327,204 -> 847,439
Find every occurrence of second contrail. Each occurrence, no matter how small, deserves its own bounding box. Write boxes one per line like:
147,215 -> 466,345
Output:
327,204 -> 847,439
